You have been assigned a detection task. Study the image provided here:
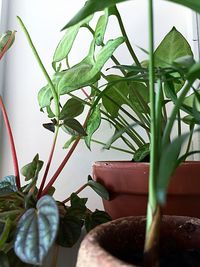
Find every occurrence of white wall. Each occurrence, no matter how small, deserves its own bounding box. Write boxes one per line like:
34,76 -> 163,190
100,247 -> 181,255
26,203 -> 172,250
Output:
0,0 -> 195,210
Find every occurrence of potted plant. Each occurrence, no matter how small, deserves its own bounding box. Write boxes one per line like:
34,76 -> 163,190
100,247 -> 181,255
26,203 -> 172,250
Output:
43,0 -> 200,266
35,0 -> 200,220
0,28 -> 111,267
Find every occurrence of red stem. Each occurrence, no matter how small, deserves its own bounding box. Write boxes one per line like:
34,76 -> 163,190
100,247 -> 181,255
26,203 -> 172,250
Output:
0,31 -> 16,60
81,88 -> 92,101
37,126 -> 59,199
0,96 -> 20,189
41,111 -> 91,196
62,183 -> 87,203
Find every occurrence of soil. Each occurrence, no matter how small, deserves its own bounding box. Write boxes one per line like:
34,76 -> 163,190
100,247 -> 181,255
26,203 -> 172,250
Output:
108,248 -> 200,267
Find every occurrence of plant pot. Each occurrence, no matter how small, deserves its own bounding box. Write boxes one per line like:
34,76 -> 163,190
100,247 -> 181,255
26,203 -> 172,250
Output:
93,161 -> 200,219
76,216 -> 200,267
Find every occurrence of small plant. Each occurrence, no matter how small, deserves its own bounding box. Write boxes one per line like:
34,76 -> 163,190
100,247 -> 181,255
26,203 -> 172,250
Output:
29,0 -> 200,266
0,29 -> 110,267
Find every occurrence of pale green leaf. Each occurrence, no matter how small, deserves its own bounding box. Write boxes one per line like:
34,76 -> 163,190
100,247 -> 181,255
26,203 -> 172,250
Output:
58,37 -> 124,95
94,10 -> 109,45
85,105 -> 101,149
154,27 -> 193,68
53,15 -> 93,62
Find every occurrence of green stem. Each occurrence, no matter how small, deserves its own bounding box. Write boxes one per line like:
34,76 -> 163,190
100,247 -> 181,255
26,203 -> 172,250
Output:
115,8 -> 141,67
91,139 -> 133,154
147,0 -> 157,220
162,80 -> 194,147
185,124 -> 194,155
17,16 -> 60,118
177,111 -> 181,136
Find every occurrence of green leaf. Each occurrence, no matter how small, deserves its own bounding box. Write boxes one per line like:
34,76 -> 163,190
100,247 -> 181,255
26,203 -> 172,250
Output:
38,72 -> 64,109
94,9 -> 109,45
166,0 -> 200,13
59,98 -> 84,120
182,115 -> 195,125
173,55 -> 195,69
102,75 -> 129,117
184,91 -> 200,112
0,252 -> 9,267
85,210 -> 111,232
38,84 -> 53,109
62,0 -> 200,30
53,15 -> 93,63
157,133 -> 190,205
21,154 -> 43,181
58,37 -> 124,95
63,118 -> 86,136
87,175 -> 109,200
70,193 -> 88,209
0,218 -> 11,249
154,27 -> 193,68
134,143 -> 150,162
85,105 -> 101,149
57,216 -> 83,247
0,176 -> 18,196
187,62 -> 200,81
62,0 -> 128,30
63,136 -> 77,149
14,195 -> 59,265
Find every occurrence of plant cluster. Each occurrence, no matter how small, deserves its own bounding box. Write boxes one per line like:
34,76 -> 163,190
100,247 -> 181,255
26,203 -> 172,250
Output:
0,30 -> 110,267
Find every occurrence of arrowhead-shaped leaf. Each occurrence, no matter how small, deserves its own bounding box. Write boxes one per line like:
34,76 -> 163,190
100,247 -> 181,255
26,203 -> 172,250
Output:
53,15 -> 93,63
154,27 -> 193,68
85,105 -> 101,149
14,195 -> 59,265
58,37 -> 124,95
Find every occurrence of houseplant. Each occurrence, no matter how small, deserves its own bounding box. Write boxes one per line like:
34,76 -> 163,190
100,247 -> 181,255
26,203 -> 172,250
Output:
0,28 -> 111,267
45,0 -> 200,266
33,0 -> 200,220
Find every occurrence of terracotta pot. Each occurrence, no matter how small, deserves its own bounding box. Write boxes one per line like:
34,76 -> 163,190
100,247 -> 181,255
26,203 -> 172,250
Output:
76,216 -> 200,267
93,161 -> 200,219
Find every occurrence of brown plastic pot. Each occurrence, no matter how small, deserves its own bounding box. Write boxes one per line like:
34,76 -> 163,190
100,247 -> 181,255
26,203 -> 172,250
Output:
93,161 -> 200,219
76,216 -> 200,267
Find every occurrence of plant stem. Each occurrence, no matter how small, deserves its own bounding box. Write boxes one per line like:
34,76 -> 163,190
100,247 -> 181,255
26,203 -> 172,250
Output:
115,8 -> 141,67
185,124 -> 194,155
17,16 -> 60,118
162,80 -> 194,147
144,1 -> 160,266
0,96 -> 20,189
41,110 -> 91,196
63,183 -> 88,203
37,125 -> 59,199
147,0 -> 157,219
91,138 -> 133,154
